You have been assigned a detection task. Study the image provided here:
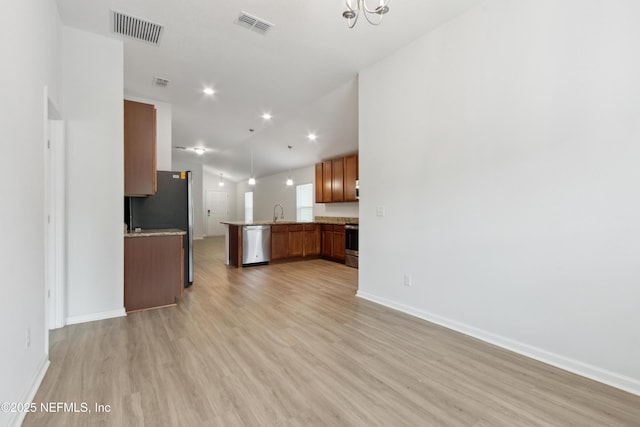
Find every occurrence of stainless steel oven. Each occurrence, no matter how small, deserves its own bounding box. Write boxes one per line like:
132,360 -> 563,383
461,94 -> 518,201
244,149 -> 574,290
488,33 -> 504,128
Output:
345,224 -> 358,268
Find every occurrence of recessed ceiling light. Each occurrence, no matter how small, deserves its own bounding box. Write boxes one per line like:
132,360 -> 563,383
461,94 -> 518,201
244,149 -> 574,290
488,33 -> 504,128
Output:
193,147 -> 206,155
262,112 -> 272,120
307,133 -> 317,141
203,87 -> 215,95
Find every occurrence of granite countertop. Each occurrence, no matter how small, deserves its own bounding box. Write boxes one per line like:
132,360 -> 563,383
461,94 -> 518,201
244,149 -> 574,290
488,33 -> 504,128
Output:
124,228 -> 187,238
220,220 -> 314,226
314,216 -> 359,225
221,216 -> 358,226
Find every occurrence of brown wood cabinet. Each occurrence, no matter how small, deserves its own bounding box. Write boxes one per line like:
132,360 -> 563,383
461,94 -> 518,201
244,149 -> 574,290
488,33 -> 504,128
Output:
228,225 -> 241,267
332,158 -> 344,202
288,225 -> 305,258
271,225 -> 289,260
321,225 -> 333,258
124,234 -> 183,312
315,163 -> 324,204
304,224 -> 321,256
315,152 -> 358,203
333,225 -> 346,261
322,160 -> 333,203
321,224 -> 345,262
344,154 -> 358,202
124,100 -> 157,196
272,224 -> 321,260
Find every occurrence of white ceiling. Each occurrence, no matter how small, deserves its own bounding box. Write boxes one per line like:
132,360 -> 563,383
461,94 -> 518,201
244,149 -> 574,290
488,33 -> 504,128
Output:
56,0 -> 482,182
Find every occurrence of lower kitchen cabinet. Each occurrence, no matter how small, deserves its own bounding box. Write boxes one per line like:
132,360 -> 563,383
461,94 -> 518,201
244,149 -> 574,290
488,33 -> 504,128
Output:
271,225 -> 289,260
321,225 -> 333,258
304,224 -> 321,256
271,224 -> 321,261
124,234 -> 183,312
288,225 -> 305,257
333,225 -> 346,262
321,224 -> 346,263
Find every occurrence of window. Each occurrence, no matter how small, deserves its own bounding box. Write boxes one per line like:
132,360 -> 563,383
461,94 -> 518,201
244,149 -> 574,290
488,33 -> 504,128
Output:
296,183 -> 313,222
244,191 -> 253,223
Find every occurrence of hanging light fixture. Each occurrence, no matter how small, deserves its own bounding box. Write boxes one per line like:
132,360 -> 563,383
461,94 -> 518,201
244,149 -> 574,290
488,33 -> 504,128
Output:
248,128 -> 256,186
286,145 -> 294,186
248,147 -> 256,186
219,173 -> 224,187
342,0 -> 390,28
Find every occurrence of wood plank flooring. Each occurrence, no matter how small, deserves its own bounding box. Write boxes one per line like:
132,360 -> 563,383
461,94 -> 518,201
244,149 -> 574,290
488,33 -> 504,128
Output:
24,237 -> 640,426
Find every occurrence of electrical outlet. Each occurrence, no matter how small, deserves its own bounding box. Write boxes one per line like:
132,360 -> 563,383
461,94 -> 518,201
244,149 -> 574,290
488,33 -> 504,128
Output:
403,274 -> 412,287
26,327 -> 31,349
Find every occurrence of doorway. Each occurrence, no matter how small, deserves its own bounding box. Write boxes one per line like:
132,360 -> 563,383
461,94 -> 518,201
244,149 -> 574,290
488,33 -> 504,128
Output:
45,91 -> 66,332
206,190 -> 228,236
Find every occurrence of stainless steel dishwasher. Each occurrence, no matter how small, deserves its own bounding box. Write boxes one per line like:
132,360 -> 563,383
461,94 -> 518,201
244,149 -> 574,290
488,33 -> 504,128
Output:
242,225 -> 271,266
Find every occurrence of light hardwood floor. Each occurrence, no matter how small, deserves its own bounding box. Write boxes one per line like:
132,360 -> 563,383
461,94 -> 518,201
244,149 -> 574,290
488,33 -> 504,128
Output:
25,237 -> 640,426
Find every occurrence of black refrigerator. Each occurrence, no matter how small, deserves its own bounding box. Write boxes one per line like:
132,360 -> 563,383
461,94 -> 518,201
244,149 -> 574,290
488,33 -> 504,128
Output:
126,171 -> 194,287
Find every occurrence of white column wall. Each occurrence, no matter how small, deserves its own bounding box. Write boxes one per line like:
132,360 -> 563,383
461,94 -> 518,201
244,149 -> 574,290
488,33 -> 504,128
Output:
358,0 -> 640,394
0,1 -> 60,425
62,26 -> 125,323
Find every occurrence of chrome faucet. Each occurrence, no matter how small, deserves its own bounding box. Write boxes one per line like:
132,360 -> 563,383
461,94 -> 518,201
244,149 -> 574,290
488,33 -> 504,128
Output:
273,203 -> 284,222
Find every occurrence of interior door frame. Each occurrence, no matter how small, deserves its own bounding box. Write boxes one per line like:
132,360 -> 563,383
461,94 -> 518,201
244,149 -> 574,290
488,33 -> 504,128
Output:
44,87 -> 66,335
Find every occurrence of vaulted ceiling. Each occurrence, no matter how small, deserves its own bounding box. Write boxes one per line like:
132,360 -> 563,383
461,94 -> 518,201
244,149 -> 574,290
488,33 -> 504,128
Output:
56,0 -> 482,181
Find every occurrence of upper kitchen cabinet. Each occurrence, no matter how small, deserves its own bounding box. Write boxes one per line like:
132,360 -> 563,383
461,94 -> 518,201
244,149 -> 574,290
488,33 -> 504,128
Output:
315,163 -> 324,203
124,100 -> 157,196
344,154 -> 358,202
315,152 -> 358,203
322,160 -> 333,203
332,157 -> 344,202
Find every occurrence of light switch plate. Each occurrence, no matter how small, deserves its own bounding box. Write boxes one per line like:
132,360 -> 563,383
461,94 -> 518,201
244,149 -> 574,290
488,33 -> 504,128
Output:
376,206 -> 386,217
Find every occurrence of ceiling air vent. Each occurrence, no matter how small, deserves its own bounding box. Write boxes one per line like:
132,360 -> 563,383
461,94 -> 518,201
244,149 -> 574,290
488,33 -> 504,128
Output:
153,76 -> 170,87
235,11 -> 274,35
111,10 -> 164,45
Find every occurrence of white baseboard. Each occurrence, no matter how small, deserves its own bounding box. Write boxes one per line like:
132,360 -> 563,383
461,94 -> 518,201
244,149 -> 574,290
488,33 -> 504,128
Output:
193,236 -> 204,240
356,291 -> 640,397
10,355 -> 50,427
66,307 -> 126,325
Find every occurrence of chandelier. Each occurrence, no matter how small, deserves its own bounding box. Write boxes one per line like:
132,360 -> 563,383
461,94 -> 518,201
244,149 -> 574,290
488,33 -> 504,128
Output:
342,0 -> 390,28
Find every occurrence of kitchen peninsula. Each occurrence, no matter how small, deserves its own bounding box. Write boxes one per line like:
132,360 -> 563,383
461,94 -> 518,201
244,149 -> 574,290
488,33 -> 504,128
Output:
222,217 -> 357,268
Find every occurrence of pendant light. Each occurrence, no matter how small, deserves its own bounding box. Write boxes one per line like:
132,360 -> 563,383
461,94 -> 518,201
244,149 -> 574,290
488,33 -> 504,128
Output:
248,147 -> 256,186
247,128 -> 256,185
286,145 -> 293,186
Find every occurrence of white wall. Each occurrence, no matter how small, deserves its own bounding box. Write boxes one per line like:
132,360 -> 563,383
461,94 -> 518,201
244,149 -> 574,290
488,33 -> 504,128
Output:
125,96 -> 172,170
0,1 -> 60,425
359,0 -> 640,394
61,27 -> 125,324
235,166 -> 312,221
